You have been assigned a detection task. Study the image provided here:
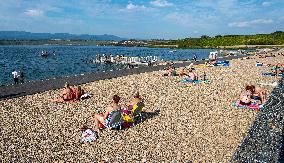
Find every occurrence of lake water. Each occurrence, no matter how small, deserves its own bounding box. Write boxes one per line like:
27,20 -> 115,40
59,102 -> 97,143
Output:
0,45 -> 215,85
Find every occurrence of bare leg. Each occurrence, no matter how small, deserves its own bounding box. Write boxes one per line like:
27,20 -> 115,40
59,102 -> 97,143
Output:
93,114 -> 104,132
49,98 -> 65,102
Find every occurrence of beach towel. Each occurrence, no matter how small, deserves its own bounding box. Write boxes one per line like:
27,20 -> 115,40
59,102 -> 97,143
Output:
81,129 -> 98,143
231,100 -> 263,111
180,79 -> 210,84
258,82 -> 278,87
256,63 -> 263,66
214,60 -> 230,67
80,93 -> 92,100
262,73 -> 284,77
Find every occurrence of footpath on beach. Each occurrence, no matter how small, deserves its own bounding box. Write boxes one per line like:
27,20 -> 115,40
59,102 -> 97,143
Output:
0,55 -> 240,100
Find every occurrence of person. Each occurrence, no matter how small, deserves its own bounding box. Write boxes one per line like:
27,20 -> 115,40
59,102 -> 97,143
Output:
110,54 -> 114,63
239,90 -> 253,106
193,54 -> 197,62
103,54 -> 108,61
97,54 -> 101,62
124,92 -> 143,111
72,86 -> 85,100
19,70 -> 24,84
187,69 -> 199,81
163,66 -> 177,76
178,68 -> 188,77
12,69 -> 19,85
49,83 -> 75,102
245,85 -> 266,104
93,95 -> 121,133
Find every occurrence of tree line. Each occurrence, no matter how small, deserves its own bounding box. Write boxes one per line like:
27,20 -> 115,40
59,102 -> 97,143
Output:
157,31 -> 284,48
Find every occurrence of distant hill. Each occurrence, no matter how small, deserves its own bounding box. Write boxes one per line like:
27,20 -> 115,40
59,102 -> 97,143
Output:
0,31 -> 126,41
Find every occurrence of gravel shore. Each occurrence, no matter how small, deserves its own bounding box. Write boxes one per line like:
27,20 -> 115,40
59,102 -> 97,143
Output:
1,51 -> 284,162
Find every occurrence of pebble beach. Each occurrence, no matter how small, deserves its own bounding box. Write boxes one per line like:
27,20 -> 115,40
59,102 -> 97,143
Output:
1,49 -> 284,162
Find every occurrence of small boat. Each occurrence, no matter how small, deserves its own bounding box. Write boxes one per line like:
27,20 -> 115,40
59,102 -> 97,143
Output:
169,50 -> 177,53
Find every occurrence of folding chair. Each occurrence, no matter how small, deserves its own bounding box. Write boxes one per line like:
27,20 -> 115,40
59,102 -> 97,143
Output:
101,109 -> 123,131
122,100 -> 145,126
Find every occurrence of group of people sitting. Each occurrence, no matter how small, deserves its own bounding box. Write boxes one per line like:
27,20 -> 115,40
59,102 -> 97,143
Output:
179,68 -> 200,82
257,62 -> 284,76
271,63 -> 284,76
163,64 -> 208,83
49,83 -> 85,102
238,84 -> 266,106
163,65 -> 177,76
93,93 -> 143,133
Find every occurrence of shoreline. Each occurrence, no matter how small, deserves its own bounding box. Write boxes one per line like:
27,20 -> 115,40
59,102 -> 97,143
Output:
0,55 -> 241,100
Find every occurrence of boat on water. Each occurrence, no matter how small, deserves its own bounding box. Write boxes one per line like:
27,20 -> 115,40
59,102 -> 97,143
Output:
40,50 -> 56,57
169,50 -> 177,53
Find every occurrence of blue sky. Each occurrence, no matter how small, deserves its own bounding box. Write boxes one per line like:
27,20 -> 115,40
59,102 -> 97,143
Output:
0,0 -> 284,39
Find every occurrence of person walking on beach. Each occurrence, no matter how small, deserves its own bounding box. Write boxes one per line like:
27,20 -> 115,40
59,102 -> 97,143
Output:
12,69 -> 19,85
193,54 -> 197,62
19,70 -> 24,84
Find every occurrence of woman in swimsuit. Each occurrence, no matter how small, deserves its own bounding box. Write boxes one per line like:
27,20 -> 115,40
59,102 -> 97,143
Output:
93,95 -> 121,133
245,85 -> 266,104
72,86 -> 85,100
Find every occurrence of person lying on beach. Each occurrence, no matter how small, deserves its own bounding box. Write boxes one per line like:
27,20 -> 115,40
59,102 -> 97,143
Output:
72,86 -> 85,100
163,66 -> 177,76
93,95 -> 121,133
244,85 -> 267,104
268,63 -> 284,76
178,68 -> 188,77
49,83 -> 75,102
238,91 -> 253,106
180,69 -> 199,83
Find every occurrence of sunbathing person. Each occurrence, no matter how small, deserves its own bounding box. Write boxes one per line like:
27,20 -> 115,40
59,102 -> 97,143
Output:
239,91 -> 253,106
178,68 -> 188,77
72,86 -> 85,100
163,66 -> 177,76
93,95 -> 121,133
187,69 -> 199,81
124,92 -> 144,111
245,85 -> 267,104
49,83 -> 75,102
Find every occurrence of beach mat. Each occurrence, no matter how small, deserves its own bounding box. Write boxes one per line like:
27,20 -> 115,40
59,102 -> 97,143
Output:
231,100 -> 263,111
262,73 -> 284,77
180,79 -> 210,84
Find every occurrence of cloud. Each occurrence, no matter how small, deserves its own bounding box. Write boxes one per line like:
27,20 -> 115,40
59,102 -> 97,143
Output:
228,19 -> 273,27
150,0 -> 173,7
126,3 -> 147,11
24,9 -> 43,17
262,1 -> 271,7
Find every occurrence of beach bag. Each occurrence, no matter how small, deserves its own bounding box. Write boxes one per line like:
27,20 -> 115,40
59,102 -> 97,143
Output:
81,129 -> 98,143
122,114 -> 134,123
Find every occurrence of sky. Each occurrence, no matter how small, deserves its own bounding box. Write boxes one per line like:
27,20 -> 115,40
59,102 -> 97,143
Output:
0,0 -> 284,39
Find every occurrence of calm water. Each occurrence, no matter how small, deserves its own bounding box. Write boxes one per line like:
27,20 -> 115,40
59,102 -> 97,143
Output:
0,45 -> 215,85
